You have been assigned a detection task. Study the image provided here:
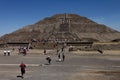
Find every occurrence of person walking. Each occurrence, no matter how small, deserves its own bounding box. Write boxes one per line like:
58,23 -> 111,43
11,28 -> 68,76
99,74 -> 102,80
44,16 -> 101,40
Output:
23,48 -> 27,56
58,53 -> 62,61
19,62 -> 26,78
46,56 -> 51,65
4,50 -> 7,56
62,54 -> 65,61
56,49 -> 59,55
58,53 -> 60,59
7,50 -> 10,56
61,47 -> 64,52
43,49 -> 46,55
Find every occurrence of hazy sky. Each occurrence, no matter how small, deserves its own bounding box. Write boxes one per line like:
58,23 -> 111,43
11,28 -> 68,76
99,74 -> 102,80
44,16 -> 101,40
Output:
0,0 -> 120,36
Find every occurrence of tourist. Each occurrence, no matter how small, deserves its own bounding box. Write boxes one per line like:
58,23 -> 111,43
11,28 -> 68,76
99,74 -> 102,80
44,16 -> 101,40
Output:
23,48 -> 27,56
58,53 -> 60,59
56,49 -> 59,55
61,47 -> 64,52
46,56 -> 51,64
43,49 -> 46,55
53,44 -> 55,49
7,50 -> 10,56
62,54 -> 65,61
4,50 -> 7,56
19,62 -> 26,78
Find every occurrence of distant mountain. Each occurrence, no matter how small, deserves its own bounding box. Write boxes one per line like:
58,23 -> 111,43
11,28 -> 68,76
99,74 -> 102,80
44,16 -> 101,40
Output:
0,13 -> 120,43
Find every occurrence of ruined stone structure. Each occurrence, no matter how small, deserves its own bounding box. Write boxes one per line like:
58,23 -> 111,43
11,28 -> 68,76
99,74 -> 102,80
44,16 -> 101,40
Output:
58,14 -> 71,32
0,14 -> 120,50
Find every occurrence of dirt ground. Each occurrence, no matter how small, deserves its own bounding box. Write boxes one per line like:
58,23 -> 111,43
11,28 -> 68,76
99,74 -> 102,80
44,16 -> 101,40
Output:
70,70 -> 120,80
0,48 -> 120,80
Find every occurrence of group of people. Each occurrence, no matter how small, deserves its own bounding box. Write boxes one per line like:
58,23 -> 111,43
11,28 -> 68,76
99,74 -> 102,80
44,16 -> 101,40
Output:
18,47 -> 27,56
4,46 -> 66,78
18,55 -> 54,79
45,54 -> 65,65
45,46 -> 66,65
58,53 -> 65,61
57,46 -> 66,62
18,54 -> 66,79
4,50 -> 11,56
3,47 -> 27,56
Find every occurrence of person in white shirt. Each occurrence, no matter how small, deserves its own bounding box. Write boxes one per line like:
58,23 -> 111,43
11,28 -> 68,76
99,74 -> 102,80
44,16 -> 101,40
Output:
4,50 -> 7,56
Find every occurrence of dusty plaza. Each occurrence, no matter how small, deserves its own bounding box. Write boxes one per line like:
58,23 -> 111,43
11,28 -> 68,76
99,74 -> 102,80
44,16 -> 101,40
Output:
0,48 -> 120,80
0,14 -> 120,80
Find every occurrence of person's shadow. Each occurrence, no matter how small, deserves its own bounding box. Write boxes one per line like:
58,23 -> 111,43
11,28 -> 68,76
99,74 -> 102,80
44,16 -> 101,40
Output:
17,75 -> 23,79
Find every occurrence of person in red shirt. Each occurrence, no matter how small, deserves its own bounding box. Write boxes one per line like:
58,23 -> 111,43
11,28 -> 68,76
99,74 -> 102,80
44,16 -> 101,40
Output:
19,62 -> 26,78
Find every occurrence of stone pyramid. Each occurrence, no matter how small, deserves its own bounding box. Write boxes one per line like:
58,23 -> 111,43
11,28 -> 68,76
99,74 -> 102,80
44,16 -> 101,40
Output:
0,13 -> 120,43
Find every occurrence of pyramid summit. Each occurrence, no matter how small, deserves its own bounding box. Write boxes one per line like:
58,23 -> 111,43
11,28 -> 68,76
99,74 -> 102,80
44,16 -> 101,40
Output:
0,13 -> 120,44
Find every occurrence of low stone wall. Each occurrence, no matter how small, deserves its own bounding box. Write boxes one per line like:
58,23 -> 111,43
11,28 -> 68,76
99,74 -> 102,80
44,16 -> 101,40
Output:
92,43 -> 120,50
71,42 -> 120,51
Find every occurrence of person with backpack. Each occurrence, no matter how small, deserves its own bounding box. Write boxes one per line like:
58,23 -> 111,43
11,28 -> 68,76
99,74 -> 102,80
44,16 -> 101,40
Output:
46,56 -> 51,65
